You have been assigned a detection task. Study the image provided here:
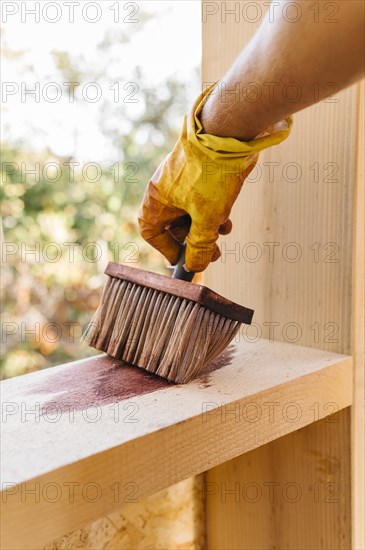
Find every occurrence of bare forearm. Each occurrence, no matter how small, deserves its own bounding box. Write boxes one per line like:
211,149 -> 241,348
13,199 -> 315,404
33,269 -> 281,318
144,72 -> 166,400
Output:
201,0 -> 365,140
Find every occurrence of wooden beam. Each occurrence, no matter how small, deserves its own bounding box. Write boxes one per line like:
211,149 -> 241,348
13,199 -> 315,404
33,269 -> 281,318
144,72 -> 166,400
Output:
351,79 -> 365,550
206,409 -> 351,550
1,340 -> 352,549
201,1 -> 362,549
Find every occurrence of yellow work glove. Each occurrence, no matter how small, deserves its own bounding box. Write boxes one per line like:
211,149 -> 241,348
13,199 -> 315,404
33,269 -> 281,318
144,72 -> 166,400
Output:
138,84 -> 292,272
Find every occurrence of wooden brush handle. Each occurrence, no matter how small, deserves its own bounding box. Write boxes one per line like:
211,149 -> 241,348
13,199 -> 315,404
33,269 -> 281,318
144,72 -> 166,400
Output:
172,243 -> 195,282
105,261 -> 254,324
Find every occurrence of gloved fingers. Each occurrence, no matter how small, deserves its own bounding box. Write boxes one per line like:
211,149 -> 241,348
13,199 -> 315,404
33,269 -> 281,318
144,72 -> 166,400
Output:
185,222 -> 219,272
211,244 -> 221,262
139,220 -> 182,266
167,216 -> 230,251
166,214 -> 191,244
138,182 -> 187,265
218,219 -> 233,235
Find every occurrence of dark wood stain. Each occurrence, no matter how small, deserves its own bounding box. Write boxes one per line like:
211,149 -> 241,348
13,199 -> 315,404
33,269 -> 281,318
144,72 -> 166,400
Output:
196,345 -> 236,388
26,346 -> 236,415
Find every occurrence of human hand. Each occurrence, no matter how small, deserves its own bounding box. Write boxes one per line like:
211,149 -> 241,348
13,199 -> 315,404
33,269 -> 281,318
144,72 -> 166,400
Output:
139,85 -> 292,272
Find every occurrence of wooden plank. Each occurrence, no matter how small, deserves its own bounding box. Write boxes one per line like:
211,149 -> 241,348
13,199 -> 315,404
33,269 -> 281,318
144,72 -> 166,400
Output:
202,2 -> 357,356
201,1 -> 360,549
206,409 -> 351,550
351,79 -> 365,550
0,339 -> 352,549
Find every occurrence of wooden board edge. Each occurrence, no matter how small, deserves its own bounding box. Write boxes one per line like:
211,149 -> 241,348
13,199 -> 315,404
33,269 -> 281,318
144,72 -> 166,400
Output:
0,356 -> 353,549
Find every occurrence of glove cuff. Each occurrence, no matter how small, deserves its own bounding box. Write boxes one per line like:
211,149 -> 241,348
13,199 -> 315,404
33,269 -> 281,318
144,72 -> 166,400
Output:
188,82 -> 293,160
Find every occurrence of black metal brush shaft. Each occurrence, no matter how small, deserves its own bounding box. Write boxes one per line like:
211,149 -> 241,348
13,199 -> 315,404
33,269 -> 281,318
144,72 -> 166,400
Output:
172,243 -> 195,282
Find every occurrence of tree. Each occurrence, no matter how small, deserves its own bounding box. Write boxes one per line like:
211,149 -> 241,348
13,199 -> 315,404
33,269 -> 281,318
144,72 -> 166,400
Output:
1,21 -> 199,378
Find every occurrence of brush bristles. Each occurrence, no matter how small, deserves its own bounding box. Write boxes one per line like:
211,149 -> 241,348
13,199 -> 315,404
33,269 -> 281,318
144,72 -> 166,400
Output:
83,276 -> 240,383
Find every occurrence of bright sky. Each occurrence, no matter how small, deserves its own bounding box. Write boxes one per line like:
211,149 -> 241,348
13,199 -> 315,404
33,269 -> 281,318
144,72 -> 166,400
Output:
1,1 -> 202,161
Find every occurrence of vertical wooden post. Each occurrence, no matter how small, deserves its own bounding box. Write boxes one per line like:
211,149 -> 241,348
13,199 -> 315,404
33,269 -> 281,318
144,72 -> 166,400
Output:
202,1 -> 363,548
206,411 -> 351,550
351,79 -> 364,550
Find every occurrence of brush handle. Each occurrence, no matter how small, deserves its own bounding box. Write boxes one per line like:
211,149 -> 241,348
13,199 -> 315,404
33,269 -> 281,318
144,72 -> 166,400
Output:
172,243 -> 195,282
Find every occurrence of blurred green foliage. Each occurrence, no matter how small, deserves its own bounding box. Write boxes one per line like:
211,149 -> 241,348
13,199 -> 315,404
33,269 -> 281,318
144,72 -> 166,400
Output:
1,23 -> 199,379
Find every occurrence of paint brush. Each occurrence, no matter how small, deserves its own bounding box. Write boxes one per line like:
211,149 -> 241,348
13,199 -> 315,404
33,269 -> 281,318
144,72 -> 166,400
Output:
84,245 -> 254,383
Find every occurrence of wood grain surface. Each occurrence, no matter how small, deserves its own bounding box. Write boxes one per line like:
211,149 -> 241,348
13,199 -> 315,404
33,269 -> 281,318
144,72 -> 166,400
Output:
201,1 -> 363,548
0,339 -> 352,549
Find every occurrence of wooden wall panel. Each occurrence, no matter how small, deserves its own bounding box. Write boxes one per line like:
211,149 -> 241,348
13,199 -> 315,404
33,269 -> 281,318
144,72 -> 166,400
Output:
202,2 -> 363,549
45,477 -> 205,550
351,79 -> 365,550
206,410 -> 351,550
202,2 -> 356,356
